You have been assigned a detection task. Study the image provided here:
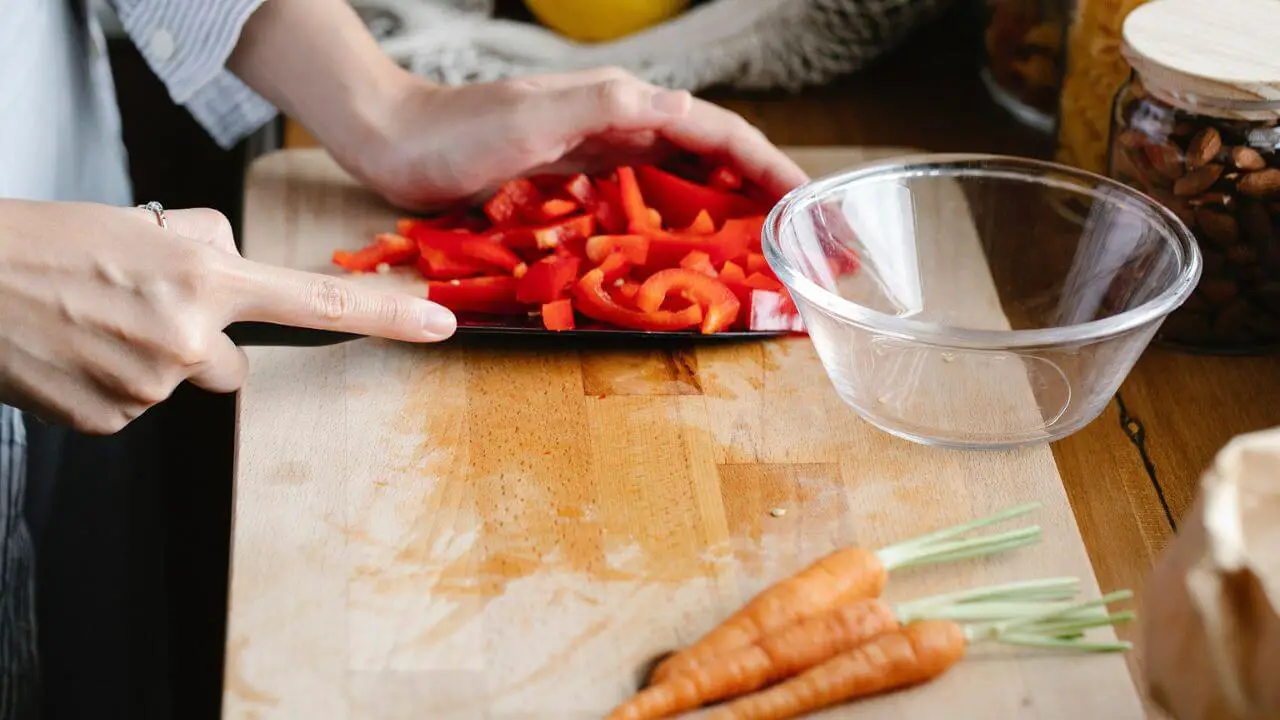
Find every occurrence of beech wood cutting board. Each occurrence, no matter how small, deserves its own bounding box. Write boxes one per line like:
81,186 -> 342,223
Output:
223,147 -> 1144,719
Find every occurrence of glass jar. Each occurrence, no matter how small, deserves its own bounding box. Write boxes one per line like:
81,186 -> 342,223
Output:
1055,0 -> 1151,175
981,0 -> 1071,133
1106,0 -> 1280,354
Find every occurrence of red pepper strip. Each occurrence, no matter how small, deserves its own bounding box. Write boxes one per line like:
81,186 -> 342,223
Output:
642,216 -> 759,269
526,198 -> 578,224
573,268 -> 702,332
596,252 -> 632,283
591,178 -> 628,234
679,250 -> 718,277
516,255 -> 581,304
723,215 -> 765,254
332,233 -> 417,272
635,268 -> 741,334
415,245 -> 487,280
708,165 -> 743,191
614,279 -> 642,305
681,209 -> 716,235
541,299 -> 576,331
414,228 -> 524,273
744,272 -> 784,292
483,178 -> 542,227
616,166 -> 655,232
565,174 -> 596,206
426,277 -> 525,315
332,247 -> 382,272
634,165 -> 755,227
373,233 -> 418,265
585,234 -> 649,264
746,253 -> 772,276
533,215 -> 596,251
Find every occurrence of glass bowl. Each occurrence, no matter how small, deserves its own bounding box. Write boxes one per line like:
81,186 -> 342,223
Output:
763,154 -> 1201,449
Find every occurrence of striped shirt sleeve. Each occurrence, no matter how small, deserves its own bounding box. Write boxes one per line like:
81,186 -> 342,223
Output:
110,0 -> 279,149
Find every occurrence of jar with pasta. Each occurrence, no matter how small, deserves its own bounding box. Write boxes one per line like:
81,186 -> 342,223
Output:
1107,0 -> 1280,353
1055,0 -> 1151,175
981,0 -> 1070,133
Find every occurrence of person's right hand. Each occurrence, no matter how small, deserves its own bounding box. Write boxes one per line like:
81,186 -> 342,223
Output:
0,199 -> 456,434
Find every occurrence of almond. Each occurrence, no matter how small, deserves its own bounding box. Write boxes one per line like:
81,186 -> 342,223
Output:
1187,192 -> 1233,209
1185,128 -> 1222,170
1144,141 -> 1186,180
1194,207 -> 1239,246
1237,169 -> 1280,199
1230,146 -> 1267,171
1174,163 -> 1224,196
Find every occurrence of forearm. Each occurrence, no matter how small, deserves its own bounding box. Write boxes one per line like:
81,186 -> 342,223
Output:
227,0 -> 424,169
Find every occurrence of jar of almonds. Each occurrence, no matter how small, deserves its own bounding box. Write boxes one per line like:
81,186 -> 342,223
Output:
982,0 -> 1071,133
1107,0 -> 1280,354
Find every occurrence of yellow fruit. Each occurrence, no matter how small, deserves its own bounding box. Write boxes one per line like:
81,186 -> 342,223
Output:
523,0 -> 691,43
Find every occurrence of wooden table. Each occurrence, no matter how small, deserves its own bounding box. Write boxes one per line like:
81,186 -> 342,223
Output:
254,14 -> 1280,719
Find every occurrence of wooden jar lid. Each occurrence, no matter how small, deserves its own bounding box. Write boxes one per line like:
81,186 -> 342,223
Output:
1121,0 -> 1280,120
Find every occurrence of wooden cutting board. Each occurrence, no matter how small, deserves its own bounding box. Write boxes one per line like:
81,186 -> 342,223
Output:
223,147 -> 1145,719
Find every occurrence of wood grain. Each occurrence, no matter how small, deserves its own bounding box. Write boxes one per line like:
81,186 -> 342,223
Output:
224,148 -> 1143,719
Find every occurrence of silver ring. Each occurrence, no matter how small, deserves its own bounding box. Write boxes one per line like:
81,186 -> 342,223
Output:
137,201 -> 168,229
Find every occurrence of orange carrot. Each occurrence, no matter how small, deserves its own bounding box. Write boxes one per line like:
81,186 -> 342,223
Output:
704,593 -> 1135,720
610,578 -> 1083,720
704,620 -> 967,720
648,504 -> 1042,684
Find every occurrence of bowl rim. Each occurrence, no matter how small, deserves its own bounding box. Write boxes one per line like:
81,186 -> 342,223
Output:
762,153 -> 1204,350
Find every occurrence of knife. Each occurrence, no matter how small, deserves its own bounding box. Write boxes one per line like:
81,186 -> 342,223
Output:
224,321 -> 786,347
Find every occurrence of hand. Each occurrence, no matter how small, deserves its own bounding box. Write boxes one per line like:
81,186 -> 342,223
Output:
0,200 -> 456,434
342,67 -> 811,211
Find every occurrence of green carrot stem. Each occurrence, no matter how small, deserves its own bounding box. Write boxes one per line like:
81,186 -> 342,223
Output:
895,577 -> 1080,617
879,526 -> 1042,571
1019,610 -> 1136,638
996,635 -> 1133,653
878,502 -> 1042,557
995,590 -> 1133,633
916,601 -> 1084,623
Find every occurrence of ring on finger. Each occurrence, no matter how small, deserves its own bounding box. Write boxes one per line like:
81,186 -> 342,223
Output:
136,201 -> 168,230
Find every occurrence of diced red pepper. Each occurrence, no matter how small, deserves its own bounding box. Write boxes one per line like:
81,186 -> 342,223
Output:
533,215 -> 596,251
572,268 -> 702,332
564,174 -> 596,206
744,272 -> 784,292
527,198 -> 578,223
679,250 -> 718,277
634,165 -> 756,227
641,215 -> 762,269
331,232 -> 418,272
746,289 -> 805,333
591,178 -> 628,234
483,178 -> 542,227
517,255 -> 581,304
708,165 -> 743,191
416,245 -> 487,280
585,234 -> 649,265
614,279 -> 641,305
427,276 -> 524,315
746,253 -> 773,277
720,260 -> 747,286
596,252 -> 632,283
541,299 -> 576,331
681,209 -> 716,235
635,268 -> 741,334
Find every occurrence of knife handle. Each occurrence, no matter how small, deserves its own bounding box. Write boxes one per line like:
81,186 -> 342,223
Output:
224,322 -> 363,347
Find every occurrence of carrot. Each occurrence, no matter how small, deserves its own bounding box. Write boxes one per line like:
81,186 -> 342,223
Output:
706,593 -> 1135,720
649,503 -> 1043,684
608,577 -> 1081,720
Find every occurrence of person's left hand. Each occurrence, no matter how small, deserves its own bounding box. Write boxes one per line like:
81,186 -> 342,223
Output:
338,67 -> 810,212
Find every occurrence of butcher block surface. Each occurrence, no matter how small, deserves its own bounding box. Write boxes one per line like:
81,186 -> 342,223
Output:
223,148 -> 1144,719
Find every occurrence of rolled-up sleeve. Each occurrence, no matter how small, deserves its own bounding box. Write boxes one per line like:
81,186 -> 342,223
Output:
110,0 -> 279,149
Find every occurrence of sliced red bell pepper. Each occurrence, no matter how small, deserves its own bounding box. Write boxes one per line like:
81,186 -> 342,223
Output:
746,289 -> 805,333
585,234 -> 649,265
565,174 -> 596,206
746,253 -> 776,278
526,198 -> 578,223
427,276 -> 524,315
679,250 -> 718,277
719,260 -> 747,286
413,228 -> 524,273
596,252 -> 632,283
642,215 -> 761,269
708,165 -> 743,192
483,178 -> 542,227
591,178 -> 628,234
744,272 -> 784,292
416,245 -> 487,280
681,209 -> 716,235
533,215 -> 596,251
635,268 -> 741,334
541,299 -> 576,331
634,165 -> 755,227
572,268 -> 702,332
616,167 -> 655,233
332,233 -> 418,272
613,279 -> 642,305
516,255 -> 581,305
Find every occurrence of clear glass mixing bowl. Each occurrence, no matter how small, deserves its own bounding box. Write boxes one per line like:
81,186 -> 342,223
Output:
763,154 -> 1201,449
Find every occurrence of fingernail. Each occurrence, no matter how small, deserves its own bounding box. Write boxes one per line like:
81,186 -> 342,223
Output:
651,90 -> 690,116
421,302 -> 457,339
